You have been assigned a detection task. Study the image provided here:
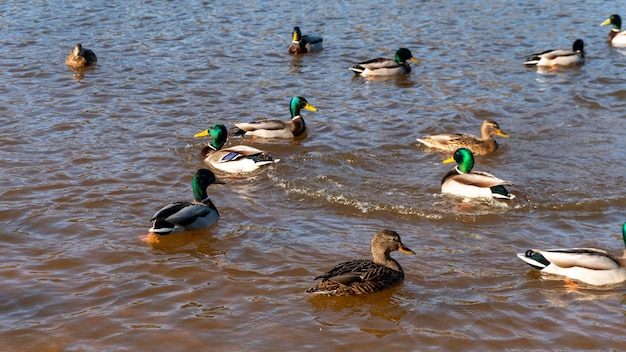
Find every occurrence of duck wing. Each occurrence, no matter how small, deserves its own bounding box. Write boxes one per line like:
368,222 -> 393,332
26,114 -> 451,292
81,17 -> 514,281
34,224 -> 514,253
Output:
532,248 -> 621,270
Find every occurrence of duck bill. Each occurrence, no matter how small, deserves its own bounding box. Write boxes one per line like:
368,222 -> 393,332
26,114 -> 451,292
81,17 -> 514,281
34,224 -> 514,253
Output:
601,19 -> 611,26
442,156 -> 455,164
410,57 -> 420,63
497,131 -> 510,138
399,245 -> 415,255
194,130 -> 210,138
304,103 -> 318,112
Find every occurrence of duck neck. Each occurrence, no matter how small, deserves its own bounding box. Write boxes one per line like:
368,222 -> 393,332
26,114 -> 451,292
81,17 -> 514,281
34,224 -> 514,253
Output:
372,250 -> 403,272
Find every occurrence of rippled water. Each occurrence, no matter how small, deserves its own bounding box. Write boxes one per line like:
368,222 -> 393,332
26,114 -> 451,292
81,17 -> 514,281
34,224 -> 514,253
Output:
1,0 -> 625,350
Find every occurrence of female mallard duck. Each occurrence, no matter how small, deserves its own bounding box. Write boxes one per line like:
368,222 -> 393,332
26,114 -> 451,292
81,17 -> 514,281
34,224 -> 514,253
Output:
416,120 -> 510,155
305,229 -> 415,296
523,39 -> 585,67
517,222 -> 626,286
441,148 -> 515,200
65,43 -> 97,68
233,96 -> 318,139
601,15 -> 626,47
149,169 -> 220,235
194,124 -> 279,173
288,26 -> 323,54
349,48 -> 419,77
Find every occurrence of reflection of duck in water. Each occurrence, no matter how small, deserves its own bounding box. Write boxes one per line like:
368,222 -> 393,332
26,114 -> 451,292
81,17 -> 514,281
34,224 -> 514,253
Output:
306,230 -> 415,296
65,44 -> 97,68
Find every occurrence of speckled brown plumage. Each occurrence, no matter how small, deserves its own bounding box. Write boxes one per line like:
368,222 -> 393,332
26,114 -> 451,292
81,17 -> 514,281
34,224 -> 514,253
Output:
65,43 -> 97,68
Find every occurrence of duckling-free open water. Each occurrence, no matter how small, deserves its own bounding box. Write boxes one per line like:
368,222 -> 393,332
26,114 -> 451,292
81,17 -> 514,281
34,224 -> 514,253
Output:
1,0 -> 625,350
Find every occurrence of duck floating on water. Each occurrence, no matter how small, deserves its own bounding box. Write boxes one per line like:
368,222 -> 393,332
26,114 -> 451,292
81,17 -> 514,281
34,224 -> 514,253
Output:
517,222 -> 626,286
194,124 -> 279,173
523,39 -> 585,67
349,48 -> 419,77
149,169 -> 220,236
306,229 -> 415,296
288,26 -> 323,54
65,43 -> 97,68
601,14 -> 626,47
441,148 -> 515,200
416,120 -> 509,155
233,96 -> 318,139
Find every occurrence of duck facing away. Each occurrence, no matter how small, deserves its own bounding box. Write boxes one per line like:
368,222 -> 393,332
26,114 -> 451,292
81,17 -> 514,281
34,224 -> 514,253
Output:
416,120 -> 510,155
149,169 -> 220,235
601,14 -> 626,47
65,43 -> 97,68
288,26 -> 323,54
194,124 -> 279,173
349,48 -> 419,77
517,222 -> 626,286
523,39 -> 585,67
306,229 -> 415,296
233,96 -> 318,139
441,148 -> 515,200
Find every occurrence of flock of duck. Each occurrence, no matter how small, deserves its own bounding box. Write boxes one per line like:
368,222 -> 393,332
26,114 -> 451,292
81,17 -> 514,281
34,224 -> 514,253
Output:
65,16 -> 626,295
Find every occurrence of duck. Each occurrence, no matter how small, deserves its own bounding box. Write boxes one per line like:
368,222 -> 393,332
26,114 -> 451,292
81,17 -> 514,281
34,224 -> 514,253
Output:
517,222 -> 626,286
233,96 -> 318,139
305,229 -> 415,296
194,124 -> 280,173
288,26 -> 323,54
349,48 -> 419,77
149,169 -> 220,235
601,14 -> 626,47
65,43 -> 97,68
416,120 -> 510,155
523,39 -> 585,67
441,148 -> 515,200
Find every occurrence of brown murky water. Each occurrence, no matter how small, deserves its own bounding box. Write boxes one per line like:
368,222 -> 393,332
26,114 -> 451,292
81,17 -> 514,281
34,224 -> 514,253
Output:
1,0 -> 625,350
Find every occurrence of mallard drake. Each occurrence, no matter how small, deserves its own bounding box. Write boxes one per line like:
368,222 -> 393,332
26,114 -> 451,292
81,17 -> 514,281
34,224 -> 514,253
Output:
305,229 -> 415,296
517,222 -> 626,286
149,169 -> 220,235
601,15 -> 626,47
416,120 -> 510,155
441,148 -> 515,200
288,26 -> 323,54
523,39 -> 585,67
233,96 -> 318,139
349,48 -> 419,77
65,43 -> 97,68
194,124 -> 279,173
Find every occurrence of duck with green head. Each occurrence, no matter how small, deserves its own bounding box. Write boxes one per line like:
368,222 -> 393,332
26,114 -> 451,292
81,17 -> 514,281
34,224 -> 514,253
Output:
306,229 -> 415,296
233,96 -> 318,139
149,169 -> 220,236
441,148 -> 514,200
601,14 -> 626,47
517,222 -> 626,286
416,120 -> 510,155
194,124 -> 279,173
349,48 -> 419,77
523,39 -> 585,67
288,26 -> 323,54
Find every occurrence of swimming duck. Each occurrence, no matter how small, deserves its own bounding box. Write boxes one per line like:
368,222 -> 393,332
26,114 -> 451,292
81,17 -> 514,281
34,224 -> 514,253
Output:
523,39 -> 585,67
416,120 -> 510,155
517,222 -> 626,286
441,148 -> 515,200
305,229 -> 415,296
601,15 -> 626,47
288,26 -> 323,54
349,48 -> 419,77
194,124 -> 280,173
149,169 -> 220,235
65,43 -> 97,68
233,96 -> 318,139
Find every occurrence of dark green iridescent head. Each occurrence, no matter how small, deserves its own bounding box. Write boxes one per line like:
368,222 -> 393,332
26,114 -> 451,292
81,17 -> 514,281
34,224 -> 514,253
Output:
208,124 -> 228,150
395,48 -> 416,63
622,222 -> 626,246
289,96 -> 318,117
604,14 -> 622,31
447,148 -> 475,174
192,168 -> 217,202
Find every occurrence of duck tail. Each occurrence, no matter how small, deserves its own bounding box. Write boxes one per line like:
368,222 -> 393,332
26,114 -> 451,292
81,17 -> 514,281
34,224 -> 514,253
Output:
517,250 -> 550,270
491,185 -> 515,199
349,65 -> 365,74
523,55 -> 541,66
